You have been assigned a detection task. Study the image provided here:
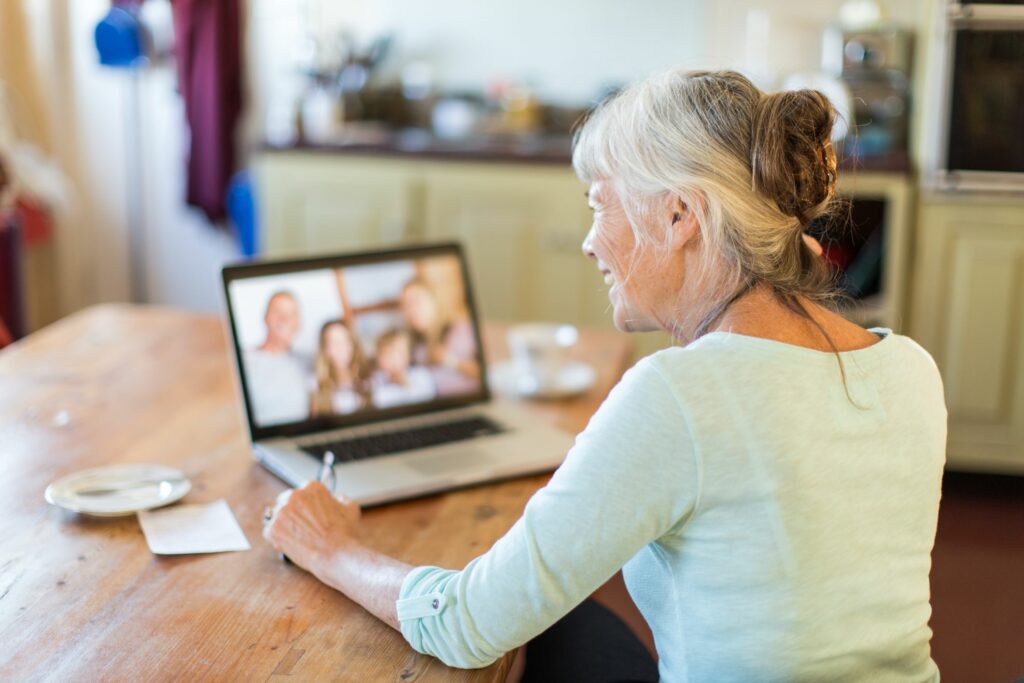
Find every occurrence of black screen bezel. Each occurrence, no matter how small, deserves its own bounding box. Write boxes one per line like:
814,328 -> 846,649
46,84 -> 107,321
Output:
221,242 -> 492,442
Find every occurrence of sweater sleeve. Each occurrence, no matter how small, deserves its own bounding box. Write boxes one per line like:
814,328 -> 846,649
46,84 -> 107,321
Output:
396,355 -> 701,668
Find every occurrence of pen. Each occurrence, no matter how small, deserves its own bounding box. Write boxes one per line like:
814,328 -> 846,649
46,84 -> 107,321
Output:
318,450 -> 337,494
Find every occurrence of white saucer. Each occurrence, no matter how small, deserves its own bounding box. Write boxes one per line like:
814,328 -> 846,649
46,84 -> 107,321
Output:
45,464 -> 191,517
489,360 -> 597,400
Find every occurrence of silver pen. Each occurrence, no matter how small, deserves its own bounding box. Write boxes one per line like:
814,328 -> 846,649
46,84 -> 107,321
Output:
318,450 -> 337,494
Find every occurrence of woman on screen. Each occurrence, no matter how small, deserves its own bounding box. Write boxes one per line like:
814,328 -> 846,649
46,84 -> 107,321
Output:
399,277 -> 480,395
310,319 -> 370,417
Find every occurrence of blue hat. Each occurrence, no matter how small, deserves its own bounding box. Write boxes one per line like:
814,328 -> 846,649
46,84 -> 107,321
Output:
95,7 -> 146,68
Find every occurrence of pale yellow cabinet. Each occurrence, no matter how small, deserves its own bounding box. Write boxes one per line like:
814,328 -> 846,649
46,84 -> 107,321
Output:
420,164 -> 601,324
910,195 -> 1024,473
255,153 -> 422,257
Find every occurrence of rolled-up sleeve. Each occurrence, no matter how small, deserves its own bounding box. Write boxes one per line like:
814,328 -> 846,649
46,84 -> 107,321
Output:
396,355 -> 700,669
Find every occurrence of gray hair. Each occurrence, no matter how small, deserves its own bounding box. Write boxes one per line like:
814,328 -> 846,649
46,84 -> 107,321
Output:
572,69 -> 840,342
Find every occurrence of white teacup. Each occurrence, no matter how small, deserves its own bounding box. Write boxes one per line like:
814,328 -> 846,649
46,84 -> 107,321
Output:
506,323 -> 579,392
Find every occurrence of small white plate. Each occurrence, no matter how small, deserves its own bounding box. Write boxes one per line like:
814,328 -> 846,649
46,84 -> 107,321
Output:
489,360 -> 597,400
45,464 -> 191,517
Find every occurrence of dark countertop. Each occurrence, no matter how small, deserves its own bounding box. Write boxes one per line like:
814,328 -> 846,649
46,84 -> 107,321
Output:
262,128 -> 913,174
838,149 -> 912,175
263,129 -> 576,165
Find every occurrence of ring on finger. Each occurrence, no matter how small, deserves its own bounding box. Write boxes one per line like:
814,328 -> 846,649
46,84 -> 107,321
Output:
262,506 -> 273,524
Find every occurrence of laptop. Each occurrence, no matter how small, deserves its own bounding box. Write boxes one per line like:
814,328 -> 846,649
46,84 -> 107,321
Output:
221,242 -> 575,506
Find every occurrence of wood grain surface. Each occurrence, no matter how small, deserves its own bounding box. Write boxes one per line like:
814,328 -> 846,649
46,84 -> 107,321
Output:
0,305 -> 632,682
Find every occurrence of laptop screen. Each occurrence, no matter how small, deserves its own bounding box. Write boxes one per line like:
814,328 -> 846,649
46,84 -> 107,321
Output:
223,245 -> 489,440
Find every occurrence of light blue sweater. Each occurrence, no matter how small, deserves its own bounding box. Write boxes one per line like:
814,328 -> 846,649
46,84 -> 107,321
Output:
396,329 -> 946,682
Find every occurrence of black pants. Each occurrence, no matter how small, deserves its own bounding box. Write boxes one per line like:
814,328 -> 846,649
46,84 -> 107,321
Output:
522,599 -> 659,683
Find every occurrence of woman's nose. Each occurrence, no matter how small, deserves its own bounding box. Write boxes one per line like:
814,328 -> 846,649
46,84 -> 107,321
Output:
581,227 -> 596,260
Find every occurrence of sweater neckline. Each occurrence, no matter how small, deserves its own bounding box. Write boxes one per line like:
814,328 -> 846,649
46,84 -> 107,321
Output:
691,327 -> 893,361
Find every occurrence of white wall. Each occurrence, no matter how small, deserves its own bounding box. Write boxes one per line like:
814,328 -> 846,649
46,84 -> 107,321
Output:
342,0 -> 709,103
274,0 -> 923,104
136,66 -> 239,311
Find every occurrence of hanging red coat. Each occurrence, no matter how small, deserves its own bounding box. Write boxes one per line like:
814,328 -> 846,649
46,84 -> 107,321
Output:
0,211 -> 22,341
172,0 -> 242,223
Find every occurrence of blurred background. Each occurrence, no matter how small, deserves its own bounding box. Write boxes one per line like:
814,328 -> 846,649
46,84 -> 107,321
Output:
1,1 -> 1023,679
0,0 -> 1022,470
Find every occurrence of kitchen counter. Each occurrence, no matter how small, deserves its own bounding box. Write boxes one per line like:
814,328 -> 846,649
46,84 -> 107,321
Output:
263,128 -> 913,174
264,128 -> 575,165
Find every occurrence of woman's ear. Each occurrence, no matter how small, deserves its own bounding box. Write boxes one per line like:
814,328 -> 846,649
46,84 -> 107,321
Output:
667,194 -> 700,251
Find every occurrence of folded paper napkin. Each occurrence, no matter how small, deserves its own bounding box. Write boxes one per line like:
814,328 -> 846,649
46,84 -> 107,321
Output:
138,499 -> 250,555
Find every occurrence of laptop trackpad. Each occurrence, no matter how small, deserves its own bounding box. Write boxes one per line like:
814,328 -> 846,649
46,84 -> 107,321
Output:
407,449 -> 495,476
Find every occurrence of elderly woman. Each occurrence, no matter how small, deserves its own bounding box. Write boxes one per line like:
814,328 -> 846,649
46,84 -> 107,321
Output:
263,70 -> 945,682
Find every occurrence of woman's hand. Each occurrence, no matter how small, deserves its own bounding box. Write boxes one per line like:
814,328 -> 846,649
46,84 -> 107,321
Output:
263,481 -> 362,577
262,482 -> 412,631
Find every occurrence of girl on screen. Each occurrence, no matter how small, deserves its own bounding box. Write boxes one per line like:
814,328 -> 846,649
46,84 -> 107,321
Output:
370,328 -> 437,410
310,319 -> 370,417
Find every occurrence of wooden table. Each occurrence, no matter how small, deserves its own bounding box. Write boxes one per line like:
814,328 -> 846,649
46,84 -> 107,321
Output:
0,305 -> 633,682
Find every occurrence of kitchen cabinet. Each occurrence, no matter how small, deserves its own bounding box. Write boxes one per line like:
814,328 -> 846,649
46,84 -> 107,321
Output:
255,153 -> 422,256
421,164 -> 604,326
910,195 -> 1024,473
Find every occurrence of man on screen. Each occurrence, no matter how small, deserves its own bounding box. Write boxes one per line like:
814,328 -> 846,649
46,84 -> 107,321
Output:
244,290 -> 310,426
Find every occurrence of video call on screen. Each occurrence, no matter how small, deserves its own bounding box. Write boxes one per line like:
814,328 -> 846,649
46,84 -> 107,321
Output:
229,254 -> 482,428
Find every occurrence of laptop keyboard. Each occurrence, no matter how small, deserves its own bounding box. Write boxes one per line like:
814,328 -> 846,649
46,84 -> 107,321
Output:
301,416 -> 505,463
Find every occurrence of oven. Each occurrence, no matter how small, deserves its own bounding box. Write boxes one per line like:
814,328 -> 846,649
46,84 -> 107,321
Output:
930,1 -> 1024,191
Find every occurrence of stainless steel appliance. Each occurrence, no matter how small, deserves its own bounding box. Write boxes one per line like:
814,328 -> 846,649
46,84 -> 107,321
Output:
929,1 -> 1024,191
824,25 -> 915,158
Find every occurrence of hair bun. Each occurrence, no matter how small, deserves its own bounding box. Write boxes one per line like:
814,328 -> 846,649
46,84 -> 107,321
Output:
751,89 -> 838,226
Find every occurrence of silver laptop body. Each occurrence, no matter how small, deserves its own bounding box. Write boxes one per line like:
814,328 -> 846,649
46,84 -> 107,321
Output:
221,243 -> 574,506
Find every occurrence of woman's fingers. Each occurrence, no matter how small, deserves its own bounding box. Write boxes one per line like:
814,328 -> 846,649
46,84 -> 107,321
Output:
261,480 -> 362,563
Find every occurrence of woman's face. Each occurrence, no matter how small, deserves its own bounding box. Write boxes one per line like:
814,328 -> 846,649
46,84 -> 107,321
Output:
400,284 -> 437,333
582,180 -> 667,333
324,324 -> 354,368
